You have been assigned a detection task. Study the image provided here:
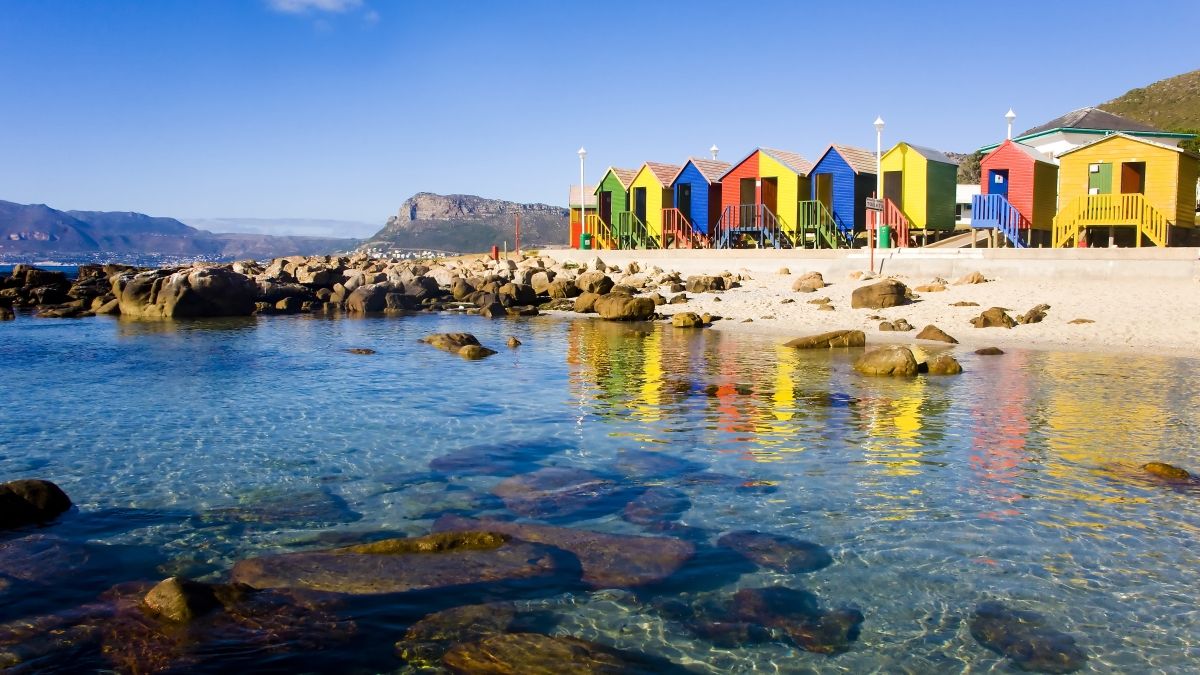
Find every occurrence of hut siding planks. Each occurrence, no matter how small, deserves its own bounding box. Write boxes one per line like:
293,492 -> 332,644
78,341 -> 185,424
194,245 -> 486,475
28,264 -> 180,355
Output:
758,153 -> 807,233
674,162 -> 713,235
980,140 -> 1058,231
597,171 -> 629,224
630,167 -> 667,242
721,152 -> 760,217
809,149 -> 870,233
880,143 -> 956,231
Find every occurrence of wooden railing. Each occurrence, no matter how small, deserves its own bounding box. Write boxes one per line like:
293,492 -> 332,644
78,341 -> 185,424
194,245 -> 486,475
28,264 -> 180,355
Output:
1052,193 -> 1169,248
796,200 -> 851,249
971,194 -> 1028,248
613,211 -> 659,249
583,214 -> 615,249
713,204 -> 793,249
881,198 -> 911,248
661,208 -> 709,249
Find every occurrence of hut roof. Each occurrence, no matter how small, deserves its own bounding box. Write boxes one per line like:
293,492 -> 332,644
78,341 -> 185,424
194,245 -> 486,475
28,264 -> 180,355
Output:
640,162 -> 683,186
1020,107 -> 1164,137
599,167 -> 638,190
1056,132 -> 1200,160
814,144 -> 877,174
990,140 -> 1057,165
670,158 -> 732,184
904,143 -> 958,165
760,147 -> 812,175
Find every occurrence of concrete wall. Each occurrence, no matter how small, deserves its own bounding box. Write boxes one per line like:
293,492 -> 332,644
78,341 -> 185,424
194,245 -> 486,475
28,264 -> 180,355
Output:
548,247 -> 1200,282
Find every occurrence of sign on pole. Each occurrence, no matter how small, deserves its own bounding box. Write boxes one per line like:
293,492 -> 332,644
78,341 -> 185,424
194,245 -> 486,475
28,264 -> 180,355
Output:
865,197 -> 884,212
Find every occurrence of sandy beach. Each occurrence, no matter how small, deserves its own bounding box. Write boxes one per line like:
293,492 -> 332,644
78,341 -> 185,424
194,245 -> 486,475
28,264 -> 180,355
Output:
546,248 -> 1200,356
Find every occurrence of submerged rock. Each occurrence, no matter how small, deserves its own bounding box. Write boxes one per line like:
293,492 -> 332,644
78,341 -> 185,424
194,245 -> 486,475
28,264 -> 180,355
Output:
435,515 -> 695,589
441,632 -> 689,674
975,347 -> 1005,356
970,601 -> 1088,673
1142,462 -> 1191,482
784,330 -> 865,349
141,577 -> 223,623
345,348 -> 376,355
491,467 -> 622,520
850,279 -> 908,309
717,531 -> 832,573
229,531 -> 564,595
854,345 -> 919,376
397,602 -> 519,668
420,333 -> 498,359
0,534 -> 91,588
611,450 -> 705,479
677,586 -> 863,655
429,439 -> 570,477
0,479 -> 72,529
622,487 -> 691,529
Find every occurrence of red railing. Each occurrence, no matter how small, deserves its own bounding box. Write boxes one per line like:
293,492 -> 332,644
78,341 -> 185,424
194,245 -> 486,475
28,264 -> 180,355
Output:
882,198 -> 911,248
661,208 -> 710,249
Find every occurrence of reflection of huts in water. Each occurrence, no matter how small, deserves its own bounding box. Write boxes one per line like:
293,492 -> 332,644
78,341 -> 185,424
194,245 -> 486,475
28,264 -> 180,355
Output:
966,351 -> 1033,513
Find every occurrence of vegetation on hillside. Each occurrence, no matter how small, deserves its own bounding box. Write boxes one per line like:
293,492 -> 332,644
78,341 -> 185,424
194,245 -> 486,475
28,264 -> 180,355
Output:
1103,69 -> 1200,153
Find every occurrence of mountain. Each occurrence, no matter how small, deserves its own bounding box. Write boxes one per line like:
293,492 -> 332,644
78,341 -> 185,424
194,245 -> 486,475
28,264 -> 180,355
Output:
364,192 -> 567,253
183,217 -> 380,239
1101,69 -> 1200,151
0,200 -> 359,260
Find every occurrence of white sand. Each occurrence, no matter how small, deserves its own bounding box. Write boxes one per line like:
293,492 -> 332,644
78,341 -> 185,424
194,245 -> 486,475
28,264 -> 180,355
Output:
545,251 -> 1200,356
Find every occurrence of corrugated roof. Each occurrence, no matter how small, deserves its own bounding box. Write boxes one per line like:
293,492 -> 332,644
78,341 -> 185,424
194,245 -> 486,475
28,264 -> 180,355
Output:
670,157 -> 732,185
569,185 -> 598,208
760,147 -> 812,175
641,161 -> 682,187
827,144 -> 878,174
905,143 -> 958,165
1056,132 -> 1200,160
1020,107 -> 1164,137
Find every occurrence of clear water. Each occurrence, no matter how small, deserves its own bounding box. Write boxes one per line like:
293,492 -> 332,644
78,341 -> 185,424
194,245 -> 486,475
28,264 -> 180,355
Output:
1,312 -> 1199,672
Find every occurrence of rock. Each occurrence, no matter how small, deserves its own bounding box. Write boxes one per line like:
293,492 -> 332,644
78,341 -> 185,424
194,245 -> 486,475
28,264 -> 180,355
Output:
669,283 -> 685,293
115,267 -> 257,319
441,632 -> 687,675
915,325 -> 958,344
729,587 -> 863,655
955,271 -> 988,285
700,313 -> 717,323
94,298 -> 120,315
574,271 -> 614,295
777,267 -> 791,275
506,337 -> 521,348
951,300 -> 980,307
480,302 -> 508,319
784,330 -> 866,349
970,601 -> 1087,673
712,296 -> 721,302
612,450 -> 705,478
622,487 -> 691,529
879,318 -> 913,332
346,348 -> 376,355
668,294 -> 688,305
573,292 -> 600,313
850,279 -> 908,309
925,353 -> 963,375
273,296 -> 300,313
1018,303 -> 1050,325
672,312 -> 704,328
854,346 -> 920,376
914,283 -> 946,293
420,333 -> 496,359
971,307 -> 1017,329
685,275 -> 725,293
346,283 -> 391,313
1068,318 -> 1094,325
791,271 -> 825,293
458,344 -> 498,359
975,347 -> 1005,355
647,292 -> 666,306
0,534 -> 90,588
451,278 -> 476,301
491,467 -> 621,520
141,577 -> 222,623
547,279 -> 580,299
429,439 -> 572,477
0,307 -> 13,320
396,602 -> 518,668
717,531 -> 832,573
817,304 -> 834,311
435,516 -> 695,589
1142,462 -> 1191,481
0,479 -> 72,529
594,295 -> 654,321
610,284 -> 637,296
808,296 -> 831,305
229,531 -> 562,595
497,283 -> 537,308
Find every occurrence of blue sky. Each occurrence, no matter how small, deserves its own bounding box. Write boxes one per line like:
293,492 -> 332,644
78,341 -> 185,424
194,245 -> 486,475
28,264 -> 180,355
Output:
1,0 -> 1196,228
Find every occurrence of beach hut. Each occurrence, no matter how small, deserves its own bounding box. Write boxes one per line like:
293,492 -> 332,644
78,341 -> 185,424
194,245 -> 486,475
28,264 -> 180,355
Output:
666,158 -> 730,248
625,162 -> 682,249
568,184 -> 596,249
971,140 -> 1058,248
805,144 -> 878,248
1053,133 -> 1199,247
590,167 -> 637,249
878,142 -> 957,245
714,148 -> 812,249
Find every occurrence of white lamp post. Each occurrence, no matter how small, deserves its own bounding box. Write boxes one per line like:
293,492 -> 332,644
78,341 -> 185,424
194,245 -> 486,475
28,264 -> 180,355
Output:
710,144 -> 719,161
872,116 -> 885,266
577,147 -> 586,248
1005,108 -> 1016,140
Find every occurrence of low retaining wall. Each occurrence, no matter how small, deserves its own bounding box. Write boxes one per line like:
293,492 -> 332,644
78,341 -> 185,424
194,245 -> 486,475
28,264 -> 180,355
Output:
546,247 -> 1200,282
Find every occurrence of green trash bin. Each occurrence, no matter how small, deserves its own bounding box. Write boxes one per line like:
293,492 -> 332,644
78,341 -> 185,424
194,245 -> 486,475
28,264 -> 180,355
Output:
580,233 -> 592,250
877,225 -> 891,249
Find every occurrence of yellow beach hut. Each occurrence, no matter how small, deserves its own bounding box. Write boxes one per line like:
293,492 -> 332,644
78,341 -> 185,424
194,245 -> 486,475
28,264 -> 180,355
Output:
879,142 -> 958,245
1053,133 -> 1199,247
626,162 -> 682,249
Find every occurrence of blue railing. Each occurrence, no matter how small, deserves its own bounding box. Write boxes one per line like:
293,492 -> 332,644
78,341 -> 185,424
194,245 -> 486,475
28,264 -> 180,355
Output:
971,194 -> 1027,249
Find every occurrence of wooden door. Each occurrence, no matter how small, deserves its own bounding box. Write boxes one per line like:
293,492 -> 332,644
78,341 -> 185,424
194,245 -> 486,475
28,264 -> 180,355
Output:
1088,163 -> 1112,194
762,178 -> 778,214
884,171 -> 903,208
989,169 -> 1009,198
633,187 -> 647,222
739,178 -> 756,205
677,183 -> 692,222
1120,162 -> 1145,194
816,174 -> 833,211
599,192 -> 612,224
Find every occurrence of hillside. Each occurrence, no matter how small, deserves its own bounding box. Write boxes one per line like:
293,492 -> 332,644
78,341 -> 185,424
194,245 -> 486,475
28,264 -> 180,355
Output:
0,200 -> 358,260
365,192 -> 567,254
1102,69 -> 1200,150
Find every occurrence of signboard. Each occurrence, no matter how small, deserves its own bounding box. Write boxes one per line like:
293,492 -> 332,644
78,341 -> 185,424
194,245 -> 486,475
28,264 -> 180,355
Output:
865,197 -> 884,212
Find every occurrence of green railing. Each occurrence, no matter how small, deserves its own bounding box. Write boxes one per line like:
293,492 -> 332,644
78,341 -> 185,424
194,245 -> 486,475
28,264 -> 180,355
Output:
613,211 -> 660,249
796,200 -> 851,249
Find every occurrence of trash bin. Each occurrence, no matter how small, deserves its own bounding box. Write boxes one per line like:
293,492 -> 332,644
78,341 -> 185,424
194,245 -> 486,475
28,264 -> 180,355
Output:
580,233 -> 592,250
877,225 -> 891,249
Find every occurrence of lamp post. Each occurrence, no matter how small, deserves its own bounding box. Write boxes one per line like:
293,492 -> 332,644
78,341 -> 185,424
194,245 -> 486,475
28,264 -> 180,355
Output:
710,144 -> 719,161
1005,108 -> 1016,140
577,147 -> 586,249
872,116 -> 885,271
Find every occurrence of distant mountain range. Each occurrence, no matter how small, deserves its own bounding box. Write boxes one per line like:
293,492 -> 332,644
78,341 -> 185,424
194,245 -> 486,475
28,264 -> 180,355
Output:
1102,69 -> 1200,145
363,192 -> 568,253
0,200 -> 360,261
183,217 -> 380,239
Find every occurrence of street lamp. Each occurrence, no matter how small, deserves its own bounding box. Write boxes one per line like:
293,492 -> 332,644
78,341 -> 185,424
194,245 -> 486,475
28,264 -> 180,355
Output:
577,147 -> 586,249
872,116 -> 885,267
1005,108 -> 1016,140
710,144 -> 719,160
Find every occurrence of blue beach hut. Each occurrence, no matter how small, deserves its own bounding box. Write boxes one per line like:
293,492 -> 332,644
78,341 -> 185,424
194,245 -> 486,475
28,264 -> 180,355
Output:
666,158 -> 730,248
805,144 -> 879,245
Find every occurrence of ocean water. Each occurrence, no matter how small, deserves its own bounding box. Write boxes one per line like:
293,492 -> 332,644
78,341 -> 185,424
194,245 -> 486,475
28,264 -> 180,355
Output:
1,311 -> 1198,672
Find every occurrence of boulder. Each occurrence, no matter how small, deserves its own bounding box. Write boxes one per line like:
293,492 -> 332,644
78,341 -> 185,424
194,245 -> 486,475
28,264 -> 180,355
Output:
116,267 -> 257,319
1018,303 -> 1050,325
573,292 -> 600,314
0,479 -> 72,529
914,283 -> 946,293
0,306 -> 14,320
717,531 -> 832,573
458,344 -> 498,359
594,295 -> 654,321
954,271 -> 988,285
441,633 -> 689,675
435,516 -> 695,589
685,275 -> 725,293
497,283 -> 537,308
971,307 -> 1017,329
850,279 -> 908,309
728,587 -> 863,655
275,297 -> 302,313
647,292 -> 666,306
420,333 -> 497,359
672,312 -> 704,328
791,271 -> 825,293
229,531 -> 563,595
784,330 -> 865,349
668,294 -> 688,305
1143,462 -> 1191,481
480,302 -> 508,319
777,267 -> 791,275
854,346 -> 920,376
450,278 -> 476,301
546,279 -> 580,299
915,324 -> 958,344
506,337 -> 522,348
491,467 -> 621,520
975,347 -> 1005,356
141,577 -> 222,623
574,271 -> 614,295
345,283 -> 392,313
879,318 -> 913,332
396,602 -> 519,668
970,601 -> 1087,674
925,353 -> 963,375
